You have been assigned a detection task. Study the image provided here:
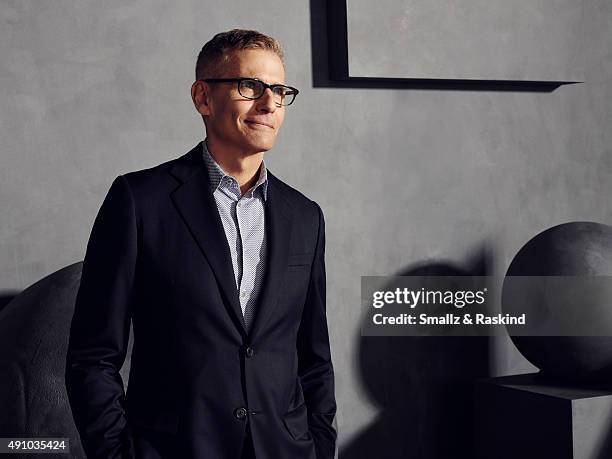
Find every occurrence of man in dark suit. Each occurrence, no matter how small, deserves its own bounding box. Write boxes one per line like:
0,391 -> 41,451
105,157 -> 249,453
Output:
65,29 -> 336,459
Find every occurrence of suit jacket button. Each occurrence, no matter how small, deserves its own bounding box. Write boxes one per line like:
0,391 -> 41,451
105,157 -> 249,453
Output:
245,346 -> 254,358
234,407 -> 248,420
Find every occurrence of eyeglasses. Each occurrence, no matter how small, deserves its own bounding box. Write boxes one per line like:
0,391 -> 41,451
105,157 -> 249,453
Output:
200,77 -> 299,106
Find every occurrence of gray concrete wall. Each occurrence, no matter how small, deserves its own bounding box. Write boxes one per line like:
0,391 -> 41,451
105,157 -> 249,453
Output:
2,0 -> 612,453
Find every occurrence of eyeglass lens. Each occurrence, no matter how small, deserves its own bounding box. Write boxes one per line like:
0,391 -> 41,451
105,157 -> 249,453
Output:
238,79 -> 296,106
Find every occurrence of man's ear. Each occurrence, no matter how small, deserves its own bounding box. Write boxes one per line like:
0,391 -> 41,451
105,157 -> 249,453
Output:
191,80 -> 212,116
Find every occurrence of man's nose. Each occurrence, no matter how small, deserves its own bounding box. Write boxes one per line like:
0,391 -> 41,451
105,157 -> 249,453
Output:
256,88 -> 277,113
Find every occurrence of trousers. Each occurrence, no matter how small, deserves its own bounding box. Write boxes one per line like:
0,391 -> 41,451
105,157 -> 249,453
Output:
129,422 -> 256,458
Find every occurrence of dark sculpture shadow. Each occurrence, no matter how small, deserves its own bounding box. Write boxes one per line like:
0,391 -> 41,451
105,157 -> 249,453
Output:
340,252 -> 492,459
310,0 -> 576,92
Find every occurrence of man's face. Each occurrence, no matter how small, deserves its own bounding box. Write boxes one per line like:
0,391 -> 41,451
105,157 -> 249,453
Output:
194,49 -> 286,155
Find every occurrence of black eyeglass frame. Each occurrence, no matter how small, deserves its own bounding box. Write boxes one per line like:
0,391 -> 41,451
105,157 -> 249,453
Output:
200,77 -> 299,106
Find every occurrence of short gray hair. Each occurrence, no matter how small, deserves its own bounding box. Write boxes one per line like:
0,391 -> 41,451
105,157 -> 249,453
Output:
195,29 -> 284,80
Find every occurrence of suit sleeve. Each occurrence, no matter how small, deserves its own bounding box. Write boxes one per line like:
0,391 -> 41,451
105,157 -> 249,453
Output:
297,202 -> 337,459
65,175 -> 136,459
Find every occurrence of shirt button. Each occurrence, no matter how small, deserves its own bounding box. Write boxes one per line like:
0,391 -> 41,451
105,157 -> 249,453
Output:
245,346 -> 254,358
240,291 -> 247,299
234,407 -> 248,420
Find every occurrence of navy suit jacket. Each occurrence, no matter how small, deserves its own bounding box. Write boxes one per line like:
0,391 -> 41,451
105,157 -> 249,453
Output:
65,142 -> 337,459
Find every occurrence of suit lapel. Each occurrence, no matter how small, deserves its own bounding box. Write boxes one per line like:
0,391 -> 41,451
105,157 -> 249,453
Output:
248,176 -> 293,342
169,144 -> 246,334
168,144 -> 294,340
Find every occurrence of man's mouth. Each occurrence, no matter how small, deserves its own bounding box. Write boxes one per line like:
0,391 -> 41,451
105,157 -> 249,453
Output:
245,119 -> 274,129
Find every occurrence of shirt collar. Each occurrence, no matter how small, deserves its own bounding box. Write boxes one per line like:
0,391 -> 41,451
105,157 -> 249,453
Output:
201,139 -> 268,201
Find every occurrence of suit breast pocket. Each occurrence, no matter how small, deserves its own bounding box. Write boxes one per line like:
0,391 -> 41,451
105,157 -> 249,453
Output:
287,252 -> 313,267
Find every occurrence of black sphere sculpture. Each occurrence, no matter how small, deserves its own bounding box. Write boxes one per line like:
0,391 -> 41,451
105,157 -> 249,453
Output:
502,222 -> 612,383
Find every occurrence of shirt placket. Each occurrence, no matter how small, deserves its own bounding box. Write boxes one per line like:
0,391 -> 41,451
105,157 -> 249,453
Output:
236,196 -> 248,312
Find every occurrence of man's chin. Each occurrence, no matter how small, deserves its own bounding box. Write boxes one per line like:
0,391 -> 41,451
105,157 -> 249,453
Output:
244,138 -> 276,154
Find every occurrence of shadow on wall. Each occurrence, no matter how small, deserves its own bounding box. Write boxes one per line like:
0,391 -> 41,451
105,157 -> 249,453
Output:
340,253 -> 493,459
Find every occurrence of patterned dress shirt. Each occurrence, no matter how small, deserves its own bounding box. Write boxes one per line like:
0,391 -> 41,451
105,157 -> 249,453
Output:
201,139 -> 268,332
